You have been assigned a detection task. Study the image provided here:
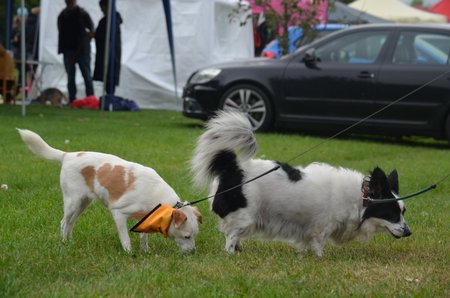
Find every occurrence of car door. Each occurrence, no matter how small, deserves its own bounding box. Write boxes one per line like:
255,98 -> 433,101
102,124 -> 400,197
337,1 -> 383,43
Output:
375,29 -> 450,136
281,29 -> 392,131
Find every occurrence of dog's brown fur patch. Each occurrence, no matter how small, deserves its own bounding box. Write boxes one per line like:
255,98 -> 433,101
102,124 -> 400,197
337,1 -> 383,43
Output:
97,163 -> 136,203
81,166 -> 96,192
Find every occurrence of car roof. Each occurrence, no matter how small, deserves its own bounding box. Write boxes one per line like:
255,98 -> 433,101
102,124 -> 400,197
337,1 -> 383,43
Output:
286,22 -> 450,58
343,23 -> 450,31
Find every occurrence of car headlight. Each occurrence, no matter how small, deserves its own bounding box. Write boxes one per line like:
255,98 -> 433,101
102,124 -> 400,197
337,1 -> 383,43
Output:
189,68 -> 221,84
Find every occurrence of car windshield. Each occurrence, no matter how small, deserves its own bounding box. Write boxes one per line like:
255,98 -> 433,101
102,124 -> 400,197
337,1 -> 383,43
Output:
294,26 -> 345,48
315,31 -> 389,64
262,24 -> 347,59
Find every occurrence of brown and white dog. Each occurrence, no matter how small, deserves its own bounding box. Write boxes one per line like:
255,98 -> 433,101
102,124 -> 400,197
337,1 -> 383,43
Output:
18,129 -> 202,253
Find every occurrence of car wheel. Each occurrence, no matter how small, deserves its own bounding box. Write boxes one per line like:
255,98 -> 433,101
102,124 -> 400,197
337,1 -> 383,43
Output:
219,84 -> 273,131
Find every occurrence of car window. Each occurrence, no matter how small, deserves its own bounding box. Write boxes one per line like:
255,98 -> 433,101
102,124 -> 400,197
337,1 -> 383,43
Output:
316,31 -> 389,64
392,31 -> 450,65
295,29 -> 340,48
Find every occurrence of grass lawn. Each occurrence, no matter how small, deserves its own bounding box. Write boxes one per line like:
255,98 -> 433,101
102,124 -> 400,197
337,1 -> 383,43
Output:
0,105 -> 449,297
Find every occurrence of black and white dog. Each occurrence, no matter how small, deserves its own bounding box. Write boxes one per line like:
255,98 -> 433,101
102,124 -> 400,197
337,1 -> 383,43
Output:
191,111 -> 411,256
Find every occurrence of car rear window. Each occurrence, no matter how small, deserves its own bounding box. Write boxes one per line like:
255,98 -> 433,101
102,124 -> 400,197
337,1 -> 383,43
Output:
392,31 -> 450,65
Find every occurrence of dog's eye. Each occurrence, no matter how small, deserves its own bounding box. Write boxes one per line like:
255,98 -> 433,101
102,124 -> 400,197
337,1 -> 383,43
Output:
184,236 -> 191,239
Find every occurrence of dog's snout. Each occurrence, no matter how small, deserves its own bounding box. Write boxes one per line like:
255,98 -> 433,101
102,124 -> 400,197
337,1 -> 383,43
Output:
403,226 -> 412,237
182,246 -> 196,254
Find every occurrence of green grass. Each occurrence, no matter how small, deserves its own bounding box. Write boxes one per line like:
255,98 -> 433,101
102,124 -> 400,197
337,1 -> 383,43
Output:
0,105 -> 449,297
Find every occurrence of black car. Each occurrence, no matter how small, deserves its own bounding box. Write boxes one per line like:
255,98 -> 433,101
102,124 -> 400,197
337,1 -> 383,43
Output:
182,24 -> 450,142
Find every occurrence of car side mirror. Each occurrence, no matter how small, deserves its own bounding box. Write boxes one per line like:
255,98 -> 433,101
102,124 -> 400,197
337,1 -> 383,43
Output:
302,48 -> 320,69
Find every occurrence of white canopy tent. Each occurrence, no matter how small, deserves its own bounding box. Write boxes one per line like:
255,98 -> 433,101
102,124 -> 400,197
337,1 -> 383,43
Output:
37,0 -> 253,110
349,0 -> 447,23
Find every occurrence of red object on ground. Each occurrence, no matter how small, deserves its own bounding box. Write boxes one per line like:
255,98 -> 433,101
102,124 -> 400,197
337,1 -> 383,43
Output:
71,95 -> 99,109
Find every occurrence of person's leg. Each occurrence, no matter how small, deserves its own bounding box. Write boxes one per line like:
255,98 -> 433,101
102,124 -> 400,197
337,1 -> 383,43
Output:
63,51 -> 77,101
78,53 -> 94,96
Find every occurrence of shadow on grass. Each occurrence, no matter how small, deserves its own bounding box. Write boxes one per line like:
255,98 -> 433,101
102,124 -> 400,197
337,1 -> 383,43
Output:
264,128 -> 449,151
172,114 -> 449,150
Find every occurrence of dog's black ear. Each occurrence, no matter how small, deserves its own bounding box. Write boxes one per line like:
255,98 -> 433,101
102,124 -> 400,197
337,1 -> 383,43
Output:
388,169 -> 399,195
369,167 -> 390,199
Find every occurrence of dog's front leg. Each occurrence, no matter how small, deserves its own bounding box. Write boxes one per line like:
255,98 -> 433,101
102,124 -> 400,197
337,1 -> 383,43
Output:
111,210 -> 132,252
225,230 -> 241,253
139,233 -> 149,253
310,237 -> 326,257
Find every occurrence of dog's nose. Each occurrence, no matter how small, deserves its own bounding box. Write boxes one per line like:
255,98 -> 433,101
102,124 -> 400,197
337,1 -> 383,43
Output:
403,227 -> 412,237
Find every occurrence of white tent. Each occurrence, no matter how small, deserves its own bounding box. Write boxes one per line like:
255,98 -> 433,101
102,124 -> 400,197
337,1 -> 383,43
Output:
349,0 -> 447,24
37,0 -> 253,110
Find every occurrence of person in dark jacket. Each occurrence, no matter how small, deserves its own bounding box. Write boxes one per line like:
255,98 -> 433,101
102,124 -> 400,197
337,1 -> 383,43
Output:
93,0 -> 122,96
57,0 -> 94,101
25,7 -> 40,62
25,7 -> 40,78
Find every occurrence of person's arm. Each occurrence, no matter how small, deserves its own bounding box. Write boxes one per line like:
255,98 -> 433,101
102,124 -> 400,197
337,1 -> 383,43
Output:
82,9 -> 94,33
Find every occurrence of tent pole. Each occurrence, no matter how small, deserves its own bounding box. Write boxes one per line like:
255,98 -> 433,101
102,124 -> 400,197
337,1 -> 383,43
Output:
20,0 -> 26,116
108,0 -> 117,99
101,0 -> 113,112
162,0 -> 178,101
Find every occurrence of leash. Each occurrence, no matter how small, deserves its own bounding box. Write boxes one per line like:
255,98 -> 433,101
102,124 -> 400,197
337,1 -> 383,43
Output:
132,71 -> 450,234
367,173 -> 450,204
178,69 -> 450,208
174,165 -> 281,208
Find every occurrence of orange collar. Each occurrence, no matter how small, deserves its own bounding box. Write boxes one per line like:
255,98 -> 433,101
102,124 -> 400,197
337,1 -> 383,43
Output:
130,204 -> 174,237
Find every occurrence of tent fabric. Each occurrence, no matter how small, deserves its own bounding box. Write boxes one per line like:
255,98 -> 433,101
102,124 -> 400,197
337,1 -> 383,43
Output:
429,0 -> 450,22
38,0 -> 253,110
328,2 -> 391,24
349,0 -> 447,23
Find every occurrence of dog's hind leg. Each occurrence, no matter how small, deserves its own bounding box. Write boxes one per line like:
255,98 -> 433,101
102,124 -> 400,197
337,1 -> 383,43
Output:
61,195 -> 92,241
110,210 -> 132,252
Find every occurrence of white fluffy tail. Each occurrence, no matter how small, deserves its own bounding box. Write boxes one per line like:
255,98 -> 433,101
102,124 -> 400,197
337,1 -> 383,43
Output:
17,129 -> 65,163
191,111 -> 257,187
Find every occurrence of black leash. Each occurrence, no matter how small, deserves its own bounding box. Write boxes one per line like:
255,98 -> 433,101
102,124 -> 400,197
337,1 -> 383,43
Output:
179,69 -> 450,208
368,173 -> 450,204
175,165 -> 281,208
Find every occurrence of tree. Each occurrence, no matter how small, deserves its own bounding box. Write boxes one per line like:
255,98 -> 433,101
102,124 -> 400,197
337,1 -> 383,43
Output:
230,0 -> 328,56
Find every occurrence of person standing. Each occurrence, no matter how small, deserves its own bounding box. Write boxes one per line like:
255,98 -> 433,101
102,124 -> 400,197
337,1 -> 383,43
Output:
93,0 -> 123,96
57,0 -> 94,102
25,7 -> 40,63
11,15 -> 23,87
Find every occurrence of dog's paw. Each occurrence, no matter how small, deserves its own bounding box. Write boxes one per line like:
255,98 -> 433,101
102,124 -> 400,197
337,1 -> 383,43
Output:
311,247 -> 324,257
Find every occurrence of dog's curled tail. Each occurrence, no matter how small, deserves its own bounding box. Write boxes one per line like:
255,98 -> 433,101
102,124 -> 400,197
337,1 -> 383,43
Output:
191,111 -> 257,187
17,129 -> 65,163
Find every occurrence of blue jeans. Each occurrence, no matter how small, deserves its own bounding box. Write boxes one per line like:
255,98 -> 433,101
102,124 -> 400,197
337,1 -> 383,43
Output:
63,51 -> 94,100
